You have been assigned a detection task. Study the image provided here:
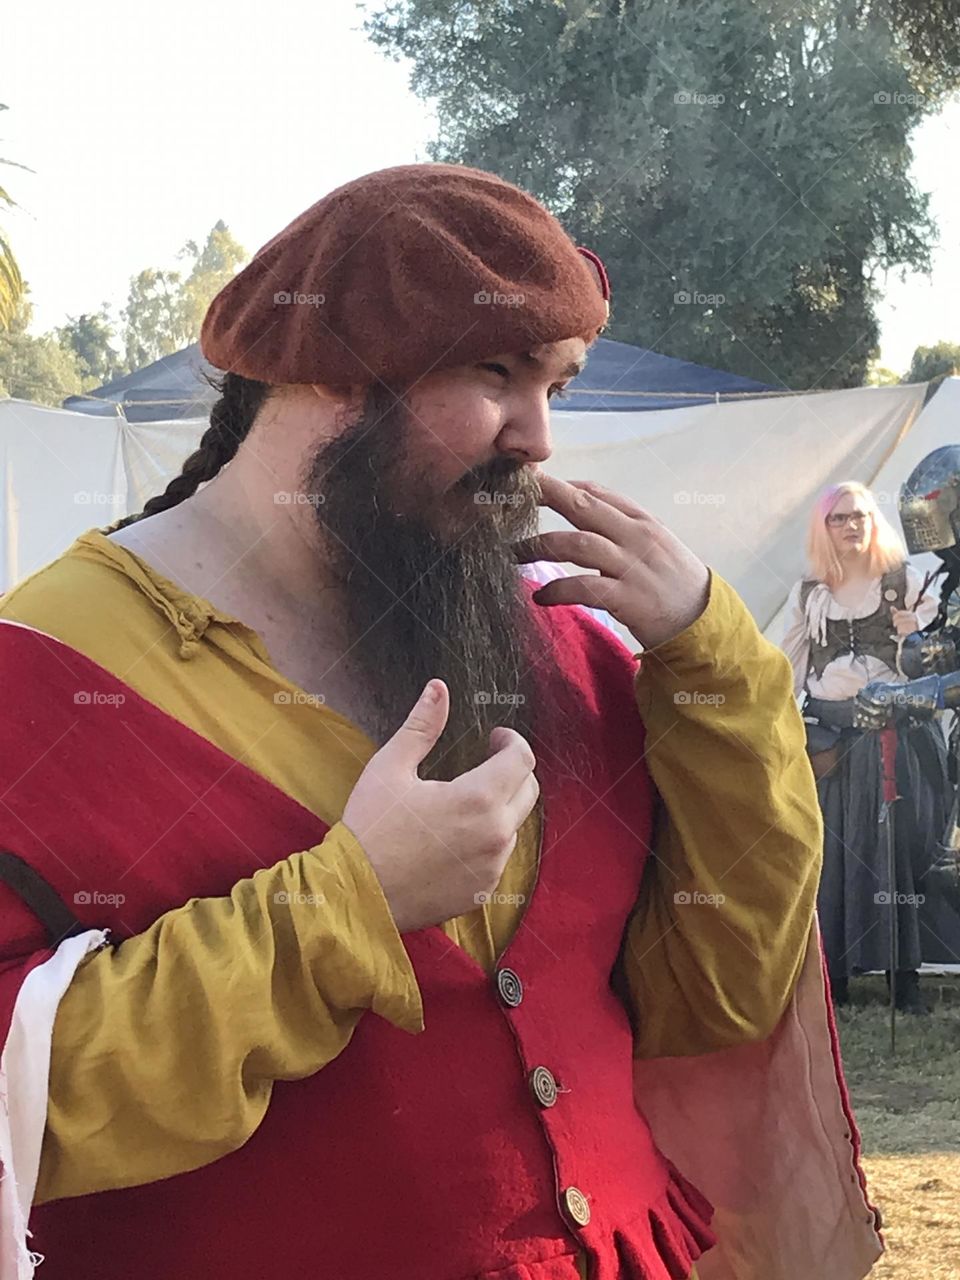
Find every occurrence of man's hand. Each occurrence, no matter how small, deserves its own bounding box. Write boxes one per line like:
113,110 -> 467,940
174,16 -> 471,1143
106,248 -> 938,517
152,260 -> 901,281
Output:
342,680 -> 540,933
514,475 -> 710,648
853,677 -> 940,731
853,681 -> 900,730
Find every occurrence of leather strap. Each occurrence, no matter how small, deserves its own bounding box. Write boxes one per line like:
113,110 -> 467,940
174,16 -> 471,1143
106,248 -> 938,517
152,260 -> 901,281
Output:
0,850 -> 86,946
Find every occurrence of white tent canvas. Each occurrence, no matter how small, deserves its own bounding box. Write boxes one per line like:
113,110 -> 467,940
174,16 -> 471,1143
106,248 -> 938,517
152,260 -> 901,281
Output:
545,382 -> 930,640
763,377 -> 960,644
0,399 -> 127,593
4,381 -> 957,650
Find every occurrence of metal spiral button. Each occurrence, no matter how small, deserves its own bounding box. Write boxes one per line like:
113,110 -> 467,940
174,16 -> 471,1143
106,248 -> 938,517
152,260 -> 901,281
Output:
529,1065 -> 559,1108
496,966 -> 523,1007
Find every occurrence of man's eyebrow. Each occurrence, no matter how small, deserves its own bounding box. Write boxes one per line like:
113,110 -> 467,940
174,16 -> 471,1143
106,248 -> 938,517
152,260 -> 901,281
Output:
517,351 -> 587,378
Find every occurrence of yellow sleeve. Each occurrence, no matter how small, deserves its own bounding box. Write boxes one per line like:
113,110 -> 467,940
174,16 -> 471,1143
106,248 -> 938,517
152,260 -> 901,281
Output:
623,573 -> 822,1059
37,822 -> 422,1203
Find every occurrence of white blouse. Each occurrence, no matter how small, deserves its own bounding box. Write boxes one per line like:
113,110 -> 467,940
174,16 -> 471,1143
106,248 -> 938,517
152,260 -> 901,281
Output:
782,564 -> 940,700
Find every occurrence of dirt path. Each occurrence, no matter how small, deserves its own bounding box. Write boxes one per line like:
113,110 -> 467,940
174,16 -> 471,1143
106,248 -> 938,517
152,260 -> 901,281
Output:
860,1154 -> 960,1277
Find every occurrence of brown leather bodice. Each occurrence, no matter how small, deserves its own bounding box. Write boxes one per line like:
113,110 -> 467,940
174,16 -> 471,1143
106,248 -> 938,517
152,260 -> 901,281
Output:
800,566 -> 907,682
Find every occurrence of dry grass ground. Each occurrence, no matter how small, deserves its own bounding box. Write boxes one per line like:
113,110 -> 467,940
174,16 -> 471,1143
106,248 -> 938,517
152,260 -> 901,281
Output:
836,974 -> 960,1277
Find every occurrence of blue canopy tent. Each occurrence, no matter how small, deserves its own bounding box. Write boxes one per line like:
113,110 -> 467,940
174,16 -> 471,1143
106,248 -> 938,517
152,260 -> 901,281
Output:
63,345 -> 219,422
64,338 -> 775,422
558,337 -> 774,412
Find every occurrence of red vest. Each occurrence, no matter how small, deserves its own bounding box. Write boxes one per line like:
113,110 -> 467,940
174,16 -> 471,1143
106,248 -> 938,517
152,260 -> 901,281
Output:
6,605 -> 715,1279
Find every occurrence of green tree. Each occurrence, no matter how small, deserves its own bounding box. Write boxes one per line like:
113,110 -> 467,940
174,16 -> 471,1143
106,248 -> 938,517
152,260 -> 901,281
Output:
904,341 -> 960,383
869,0 -> 960,91
56,307 -> 123,387
0,104 -> 27,330
0,298 -> 84,404
121,222 -> 246,369
121,267 -> 190,371
904,338 -> 960,406
365,0 -> 946,388
178,219 -> 247,337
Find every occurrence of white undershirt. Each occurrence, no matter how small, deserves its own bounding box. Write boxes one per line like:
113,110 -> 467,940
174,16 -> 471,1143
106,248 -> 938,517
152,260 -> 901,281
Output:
781,565 -> 939,700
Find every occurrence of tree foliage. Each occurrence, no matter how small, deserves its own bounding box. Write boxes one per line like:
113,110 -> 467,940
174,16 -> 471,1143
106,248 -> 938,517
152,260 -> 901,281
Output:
0,298 -> 84,404
121,221 -> 246,371
365,0 -> 955,388
56,307 -> 124,387
178,220 -> 247,338
867,0 -> 960,91
0,222 -> 246,407
0,104 -> 26,331
121,267 -> 192,371
904,340 -> 960,383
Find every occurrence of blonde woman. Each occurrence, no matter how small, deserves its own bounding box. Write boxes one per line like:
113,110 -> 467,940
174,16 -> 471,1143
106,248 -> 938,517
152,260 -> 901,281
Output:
783,481 -> 949,1012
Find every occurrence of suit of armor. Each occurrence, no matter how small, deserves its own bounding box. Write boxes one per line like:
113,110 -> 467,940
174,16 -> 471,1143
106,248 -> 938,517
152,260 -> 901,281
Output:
854,447 -> 960,907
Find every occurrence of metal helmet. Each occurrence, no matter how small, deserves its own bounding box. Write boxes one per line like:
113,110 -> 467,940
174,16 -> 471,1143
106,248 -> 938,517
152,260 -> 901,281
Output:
899,445 -> 960,553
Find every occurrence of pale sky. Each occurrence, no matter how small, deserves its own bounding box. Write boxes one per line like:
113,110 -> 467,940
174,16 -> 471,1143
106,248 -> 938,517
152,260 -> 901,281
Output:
5,0 -> 958,379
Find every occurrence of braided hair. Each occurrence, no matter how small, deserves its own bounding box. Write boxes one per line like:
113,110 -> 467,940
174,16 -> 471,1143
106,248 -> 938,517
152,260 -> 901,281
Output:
116,373 -> 271,528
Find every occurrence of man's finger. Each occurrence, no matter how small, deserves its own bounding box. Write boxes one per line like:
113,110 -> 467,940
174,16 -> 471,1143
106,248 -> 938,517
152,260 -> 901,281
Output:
563,477 -> 653,519
514,530 -> 624,577
513,535 -> 553,563
537,474 -> 634,537
378,679 -> 450,774
504,770 -> 541,833
532,574 -> 617,611
454,727 -> 537,802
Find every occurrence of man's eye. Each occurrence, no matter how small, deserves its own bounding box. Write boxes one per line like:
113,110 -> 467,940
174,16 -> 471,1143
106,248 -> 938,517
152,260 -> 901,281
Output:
479,362 -> 510,378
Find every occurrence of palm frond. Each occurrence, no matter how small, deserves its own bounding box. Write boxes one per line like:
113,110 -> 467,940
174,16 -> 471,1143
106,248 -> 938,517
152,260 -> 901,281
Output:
0,233 -> 24,329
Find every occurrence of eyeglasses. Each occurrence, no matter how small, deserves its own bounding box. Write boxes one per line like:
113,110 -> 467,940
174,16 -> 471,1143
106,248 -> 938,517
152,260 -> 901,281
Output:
826,510 -> 870,528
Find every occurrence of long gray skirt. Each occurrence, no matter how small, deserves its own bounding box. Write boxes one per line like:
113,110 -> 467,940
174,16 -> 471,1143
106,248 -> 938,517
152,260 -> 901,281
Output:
816,720 -> 960,978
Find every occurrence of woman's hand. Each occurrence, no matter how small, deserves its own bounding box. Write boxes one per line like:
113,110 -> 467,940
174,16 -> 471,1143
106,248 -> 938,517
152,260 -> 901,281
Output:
891,608 -> 919,637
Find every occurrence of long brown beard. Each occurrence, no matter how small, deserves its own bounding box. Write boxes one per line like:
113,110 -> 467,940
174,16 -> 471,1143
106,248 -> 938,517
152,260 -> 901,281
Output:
302,386 -> 548,781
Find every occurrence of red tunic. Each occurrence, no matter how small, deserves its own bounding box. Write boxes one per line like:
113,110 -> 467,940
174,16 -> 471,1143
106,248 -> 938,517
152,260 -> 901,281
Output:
3,604 -> 715,1278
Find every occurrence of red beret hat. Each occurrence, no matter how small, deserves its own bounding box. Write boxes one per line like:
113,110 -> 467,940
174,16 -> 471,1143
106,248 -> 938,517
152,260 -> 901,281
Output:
200,163 -> 610,390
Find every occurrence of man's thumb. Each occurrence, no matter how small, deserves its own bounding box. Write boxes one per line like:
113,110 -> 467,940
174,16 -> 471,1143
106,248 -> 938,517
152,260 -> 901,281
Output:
384,679 -> 450,771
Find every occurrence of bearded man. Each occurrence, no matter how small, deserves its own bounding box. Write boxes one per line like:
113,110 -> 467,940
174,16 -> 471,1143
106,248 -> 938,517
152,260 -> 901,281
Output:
0,165 -> 880,1280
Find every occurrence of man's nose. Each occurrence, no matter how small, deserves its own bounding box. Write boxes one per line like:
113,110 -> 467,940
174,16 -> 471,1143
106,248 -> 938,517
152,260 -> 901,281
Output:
496,398 -> 553,464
